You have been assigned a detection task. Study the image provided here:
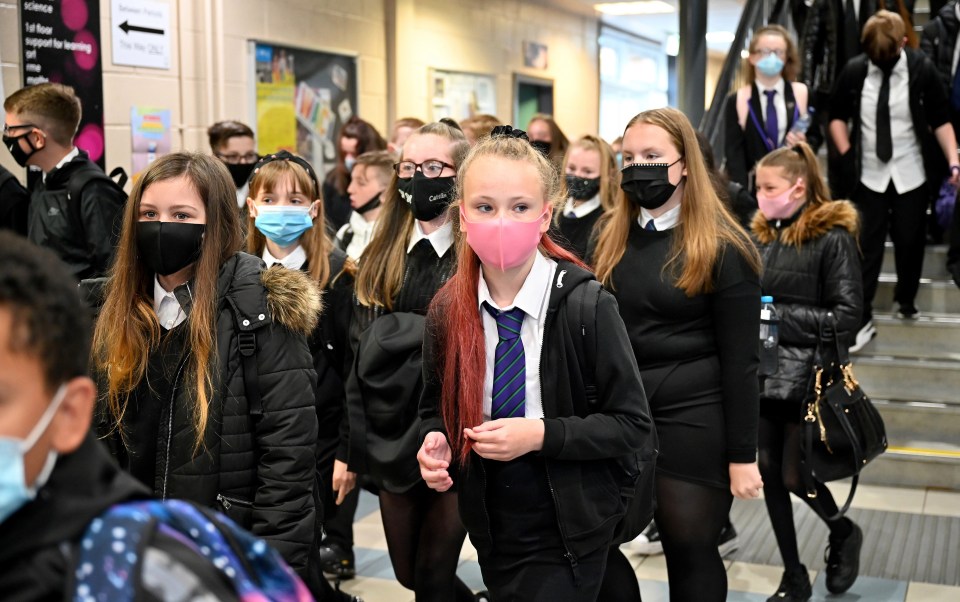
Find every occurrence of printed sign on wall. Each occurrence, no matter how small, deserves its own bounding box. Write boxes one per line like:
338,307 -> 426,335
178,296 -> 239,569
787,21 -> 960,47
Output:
111,0 -> 171,69
19,0 -> 106,166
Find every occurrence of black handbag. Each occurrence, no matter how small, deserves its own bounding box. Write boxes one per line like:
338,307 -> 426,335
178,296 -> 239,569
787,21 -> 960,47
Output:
800,314 -> 887,519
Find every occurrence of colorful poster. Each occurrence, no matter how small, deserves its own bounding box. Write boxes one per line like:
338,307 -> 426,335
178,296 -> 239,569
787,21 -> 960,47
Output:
19,0 -> 106,167
130,106 -> 171,173
254,43 -> 357,175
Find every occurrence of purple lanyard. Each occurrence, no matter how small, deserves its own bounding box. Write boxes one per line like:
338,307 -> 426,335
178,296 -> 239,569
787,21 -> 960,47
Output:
747,94 -> 800,152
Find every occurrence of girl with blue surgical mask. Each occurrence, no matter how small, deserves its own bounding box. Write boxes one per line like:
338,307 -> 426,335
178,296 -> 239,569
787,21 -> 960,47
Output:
723,25 -> 812,193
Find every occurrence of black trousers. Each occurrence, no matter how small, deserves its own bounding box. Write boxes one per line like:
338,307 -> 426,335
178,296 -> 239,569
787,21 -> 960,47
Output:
852,181 -> 928,323
477,456 -> 608,602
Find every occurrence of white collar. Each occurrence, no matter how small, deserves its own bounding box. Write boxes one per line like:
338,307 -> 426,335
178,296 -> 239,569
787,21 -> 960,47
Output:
639,204 -> 682,231
755,78 -> 785,96
262,244 -> 307,270
349,210 -> 377,230
477,251 -> 554,321
407,220 -> 454,257
153,276 -> 177,308
43,147 -> 79,182
563,195 -> 602,218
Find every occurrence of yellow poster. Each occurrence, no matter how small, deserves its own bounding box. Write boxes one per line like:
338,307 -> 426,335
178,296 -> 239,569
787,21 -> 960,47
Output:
256,82 -> 296,155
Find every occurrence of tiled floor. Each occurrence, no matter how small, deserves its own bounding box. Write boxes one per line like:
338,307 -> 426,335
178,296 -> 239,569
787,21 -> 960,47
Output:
335,485 -> 960,601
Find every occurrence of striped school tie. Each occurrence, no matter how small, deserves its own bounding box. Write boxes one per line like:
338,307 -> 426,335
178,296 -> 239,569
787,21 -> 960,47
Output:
484,304 -> 526,419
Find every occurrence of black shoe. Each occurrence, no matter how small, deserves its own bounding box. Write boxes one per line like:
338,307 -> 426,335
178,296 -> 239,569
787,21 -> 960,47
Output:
896,304 -> 919,320
825,521 -> 862,594
766,565 -> 812,601
318,543 -> 356,580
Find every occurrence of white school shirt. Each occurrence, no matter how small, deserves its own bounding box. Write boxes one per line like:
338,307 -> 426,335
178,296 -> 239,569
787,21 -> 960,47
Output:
563,195 -> 602,218
42,147 -> 79,183
755,78 -> 788,146
859,52 -> 925,194
336,212 -> 379,260
153,277 -> 187,330
407,219 -> 454,257
477,252 -> 556,421
639,204 -> 682,231
262,244 -> 307,270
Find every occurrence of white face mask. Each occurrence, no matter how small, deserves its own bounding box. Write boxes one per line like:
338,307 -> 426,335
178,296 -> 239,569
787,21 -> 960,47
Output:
0,384 -> 66,524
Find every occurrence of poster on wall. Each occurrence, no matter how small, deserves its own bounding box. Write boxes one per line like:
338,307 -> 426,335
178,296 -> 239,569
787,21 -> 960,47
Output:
430,69 -> 497,122
130,106 -> 171,173
253,42 -> 357,175
19,0 -> 106,167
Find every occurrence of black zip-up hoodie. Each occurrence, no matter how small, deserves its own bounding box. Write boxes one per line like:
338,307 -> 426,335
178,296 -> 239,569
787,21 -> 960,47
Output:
419,261 -> 655,561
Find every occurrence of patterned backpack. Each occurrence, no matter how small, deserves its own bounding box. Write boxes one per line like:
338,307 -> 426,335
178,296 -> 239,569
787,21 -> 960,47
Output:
71,499 -> 313,602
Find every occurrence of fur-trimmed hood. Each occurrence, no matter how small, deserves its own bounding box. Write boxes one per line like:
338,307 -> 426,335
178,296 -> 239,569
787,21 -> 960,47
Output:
751,200 -> 859,247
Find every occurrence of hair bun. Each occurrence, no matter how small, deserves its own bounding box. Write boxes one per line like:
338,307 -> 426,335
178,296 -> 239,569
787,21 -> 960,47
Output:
489,125 -> 529,141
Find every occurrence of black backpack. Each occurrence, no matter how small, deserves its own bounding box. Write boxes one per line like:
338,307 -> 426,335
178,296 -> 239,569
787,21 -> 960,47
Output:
565,278 -> 658,543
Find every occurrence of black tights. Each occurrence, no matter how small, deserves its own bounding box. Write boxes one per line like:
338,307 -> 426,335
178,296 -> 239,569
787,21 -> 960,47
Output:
598,547 -> 642,602
758,409 -> 852,572
656,474 -> 731,602
378,485 -> 474,602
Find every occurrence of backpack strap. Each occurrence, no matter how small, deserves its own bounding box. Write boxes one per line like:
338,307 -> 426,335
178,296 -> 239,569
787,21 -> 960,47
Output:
566,278 -> 602,405
238,332 -> 263,417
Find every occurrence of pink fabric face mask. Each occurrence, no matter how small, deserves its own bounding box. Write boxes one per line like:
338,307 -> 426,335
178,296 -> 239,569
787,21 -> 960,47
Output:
460,207 -> 548,272
757,178 -> 805,220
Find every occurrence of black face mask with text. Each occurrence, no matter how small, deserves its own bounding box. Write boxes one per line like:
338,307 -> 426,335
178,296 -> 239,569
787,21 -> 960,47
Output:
397,172 -> 456,221
620,159 -> 682,210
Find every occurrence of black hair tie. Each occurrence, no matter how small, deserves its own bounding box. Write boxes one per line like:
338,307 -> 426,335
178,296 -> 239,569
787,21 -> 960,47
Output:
249,149 -> 320,193
489,125 -> 529,141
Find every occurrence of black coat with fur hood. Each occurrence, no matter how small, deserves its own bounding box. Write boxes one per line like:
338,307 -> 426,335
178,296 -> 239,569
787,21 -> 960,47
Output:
752,201 -> 863,405
97,252 -> 322,578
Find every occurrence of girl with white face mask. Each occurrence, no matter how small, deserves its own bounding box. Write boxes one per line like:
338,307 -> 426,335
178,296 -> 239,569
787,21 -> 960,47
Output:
724,24 -> 812,192
418,128 -> 655,601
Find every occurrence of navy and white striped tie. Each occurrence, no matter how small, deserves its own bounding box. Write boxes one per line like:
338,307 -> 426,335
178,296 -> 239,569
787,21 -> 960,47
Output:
484,304 -> 526,419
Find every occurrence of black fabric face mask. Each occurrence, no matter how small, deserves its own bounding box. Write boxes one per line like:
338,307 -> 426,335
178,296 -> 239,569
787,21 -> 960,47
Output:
620,159 -> 682,210
565,175 -> 601,201
397,172 -> 456,221
136,221 -> 206,276
530,140 -> 551,158
354,191 -> 383,215
2,132 -> 38,167
225,161 -> 257,189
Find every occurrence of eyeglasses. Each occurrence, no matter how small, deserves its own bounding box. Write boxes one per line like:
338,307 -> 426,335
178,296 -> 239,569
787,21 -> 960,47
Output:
753,48 -> 786,59
394,160 -> 455,179
3,123 -> 37,136
216,152 -> 260,165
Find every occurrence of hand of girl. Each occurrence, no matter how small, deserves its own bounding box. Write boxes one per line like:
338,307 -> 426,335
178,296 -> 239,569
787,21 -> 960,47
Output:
464,418 -> 545,462
332,460 -> 356,505
418,432 -> 454,492
784,130 -> 807,148
729,462 -> 764,499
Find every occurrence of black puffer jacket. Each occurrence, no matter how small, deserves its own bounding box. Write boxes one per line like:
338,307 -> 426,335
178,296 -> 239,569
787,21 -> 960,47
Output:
752,200 -> 863,404
98,252 -> 322,576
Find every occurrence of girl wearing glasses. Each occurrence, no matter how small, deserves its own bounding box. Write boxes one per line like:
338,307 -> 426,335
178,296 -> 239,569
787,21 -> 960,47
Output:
724,25 -> 811,192
346,122 -> 481,601
593,108 -> 764,601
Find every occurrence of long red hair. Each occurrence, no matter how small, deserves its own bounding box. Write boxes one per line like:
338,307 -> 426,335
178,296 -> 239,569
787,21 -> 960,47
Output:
428,134 -> 588,463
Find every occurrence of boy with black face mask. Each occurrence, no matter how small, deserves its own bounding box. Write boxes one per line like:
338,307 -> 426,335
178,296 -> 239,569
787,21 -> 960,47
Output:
3,83 -> 126,280
208,119 -> 259,207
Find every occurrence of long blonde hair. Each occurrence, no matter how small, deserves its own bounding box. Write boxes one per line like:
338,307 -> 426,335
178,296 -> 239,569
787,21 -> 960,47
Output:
593,108 -> 761,294
93,152 -> 244,452
354,121 -> 470,308
558,134 -> 620,220
245,157 -> 336,288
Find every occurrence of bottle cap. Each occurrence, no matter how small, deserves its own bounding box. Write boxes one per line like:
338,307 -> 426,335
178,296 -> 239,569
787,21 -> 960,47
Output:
761,295 -> 774,303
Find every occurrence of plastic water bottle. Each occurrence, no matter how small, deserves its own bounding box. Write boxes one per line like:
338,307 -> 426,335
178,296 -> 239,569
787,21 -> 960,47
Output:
759,296 -> 780,377
789,107 -> 816,137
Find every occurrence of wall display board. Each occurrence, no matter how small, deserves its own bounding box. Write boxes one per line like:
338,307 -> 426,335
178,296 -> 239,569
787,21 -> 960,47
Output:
19,0 -> 106,166
253,42 -> 357,175
430,69 -> 496,122
130,106 -> 171,173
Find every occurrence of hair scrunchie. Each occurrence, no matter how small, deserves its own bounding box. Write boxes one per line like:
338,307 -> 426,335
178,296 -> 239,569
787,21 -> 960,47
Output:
489,125 -> 530,142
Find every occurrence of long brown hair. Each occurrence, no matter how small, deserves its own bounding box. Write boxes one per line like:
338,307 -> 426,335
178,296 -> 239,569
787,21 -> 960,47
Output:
430,136 -> 587,462
528,113 -> 569,166
745,24 -> 800,84
354,121 -> 470,309
246,157 -> 336,288
558,134 -> 620,218
593,108 -> 760,294
326,117 -> 387,195
93,152 -> 244,451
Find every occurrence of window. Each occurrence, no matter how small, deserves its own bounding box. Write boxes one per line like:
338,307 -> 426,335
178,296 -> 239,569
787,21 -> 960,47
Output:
598,25 -> 669,143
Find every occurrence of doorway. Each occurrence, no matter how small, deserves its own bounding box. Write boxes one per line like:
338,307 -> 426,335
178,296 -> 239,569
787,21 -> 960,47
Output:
515,75 -> 554,129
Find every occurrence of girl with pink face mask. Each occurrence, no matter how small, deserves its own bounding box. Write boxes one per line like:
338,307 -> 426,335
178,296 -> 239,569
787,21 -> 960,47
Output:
752,142 -> 865,601
417,129 -> 656,601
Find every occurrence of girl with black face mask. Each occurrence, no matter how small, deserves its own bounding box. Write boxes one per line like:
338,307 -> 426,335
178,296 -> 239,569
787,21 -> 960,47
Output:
592,108 -> 764,602
88,152 -> 329,597
553,135 -> 619,260
348,122 -> 484,602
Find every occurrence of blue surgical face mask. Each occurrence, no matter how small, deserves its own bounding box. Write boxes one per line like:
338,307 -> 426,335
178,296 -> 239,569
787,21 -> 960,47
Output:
0,384 -> 66,524
344,156 -> 356,172
254,205 -> 314,248
756,53 -> 785,78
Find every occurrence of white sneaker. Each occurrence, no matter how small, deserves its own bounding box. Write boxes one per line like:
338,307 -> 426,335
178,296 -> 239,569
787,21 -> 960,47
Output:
849,321 -> 876,354
628,522 -> 663,555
